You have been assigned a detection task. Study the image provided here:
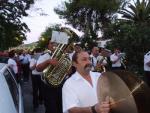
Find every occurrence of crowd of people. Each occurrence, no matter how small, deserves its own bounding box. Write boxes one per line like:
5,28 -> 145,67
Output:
0,40 -> 150,113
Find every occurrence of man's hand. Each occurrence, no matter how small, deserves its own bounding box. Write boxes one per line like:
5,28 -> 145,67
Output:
95,97 -> 110,113
49,58 -> 58,66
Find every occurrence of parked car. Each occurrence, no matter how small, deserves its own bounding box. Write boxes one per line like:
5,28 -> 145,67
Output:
0,63 -> 24,113
0,56 -> 9,63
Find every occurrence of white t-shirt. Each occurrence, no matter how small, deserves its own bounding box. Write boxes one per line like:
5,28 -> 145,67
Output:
110,53 -> 121,67
144,51 -> 150,71
62,71 -> 101,113
7,58 -> 18,74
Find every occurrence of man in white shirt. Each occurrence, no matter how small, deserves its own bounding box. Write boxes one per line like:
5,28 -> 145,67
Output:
29,48 -> 43,111
62,51 -> 110,113
19,51 -> 30,82
144,51 -> 150,87
90,47 -> 101,72
110,48 -> 122,70
36,41 -> 63,113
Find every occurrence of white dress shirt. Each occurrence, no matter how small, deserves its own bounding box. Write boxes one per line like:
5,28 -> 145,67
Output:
144,51 -> 150,71
62,71 -> 101,113
110,53 -> 121,67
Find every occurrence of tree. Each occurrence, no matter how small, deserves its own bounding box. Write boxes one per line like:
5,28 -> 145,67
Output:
119,0 -> 150,23
37,25 -> 79,49
55,0 -> 124,49
106,20 -> 150,75
104,0 -> 150,75
0,0 -> 34,50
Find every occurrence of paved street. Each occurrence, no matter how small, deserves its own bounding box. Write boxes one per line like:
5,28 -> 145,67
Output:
22,78 -> 45,113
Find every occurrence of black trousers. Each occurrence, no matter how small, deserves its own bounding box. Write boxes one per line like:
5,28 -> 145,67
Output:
145,71 -> 150,87
22,63 -> 30,81
31,74 -> 43,108
43,83 -> 63,113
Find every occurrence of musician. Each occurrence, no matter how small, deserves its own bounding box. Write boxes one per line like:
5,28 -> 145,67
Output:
19,50 -> 31,82
95,56 -> 107,72
144,51 -> 150,87
29,48 -> 43,111
110,48 -> 122,70
90,47 -> 100,71
68,44 -> 82,61
36,41 -> 63,113
62,51 -> 110,113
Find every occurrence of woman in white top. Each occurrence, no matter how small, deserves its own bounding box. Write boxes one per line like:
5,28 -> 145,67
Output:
7,50 -> 18,80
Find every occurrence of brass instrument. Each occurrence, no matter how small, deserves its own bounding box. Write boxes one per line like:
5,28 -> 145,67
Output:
97,70 -> 150,113
94,48 -> 111,73
119,53 -> 127,69
43,30 -> 72,87
95,56 -> 106,73
43,43 -> 72,86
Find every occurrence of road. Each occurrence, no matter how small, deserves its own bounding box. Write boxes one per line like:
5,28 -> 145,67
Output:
22,78 -> 45,113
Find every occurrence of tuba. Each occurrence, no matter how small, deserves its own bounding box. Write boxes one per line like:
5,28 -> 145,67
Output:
43,30 -> 72,87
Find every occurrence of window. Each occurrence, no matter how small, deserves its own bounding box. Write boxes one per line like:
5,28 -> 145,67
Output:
4,69 -> 19,112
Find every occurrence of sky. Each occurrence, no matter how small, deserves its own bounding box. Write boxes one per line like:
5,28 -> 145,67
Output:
22,0 -> 67,44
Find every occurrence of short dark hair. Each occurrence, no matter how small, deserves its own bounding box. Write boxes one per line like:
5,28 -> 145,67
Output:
72,50 -> 84,63
8,50 -> 15,58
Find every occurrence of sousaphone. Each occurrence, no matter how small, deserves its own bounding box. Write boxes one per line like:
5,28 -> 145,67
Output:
97,70 -> 150,113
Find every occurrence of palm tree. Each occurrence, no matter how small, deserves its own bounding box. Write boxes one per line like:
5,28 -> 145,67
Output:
119,0 -> 150,23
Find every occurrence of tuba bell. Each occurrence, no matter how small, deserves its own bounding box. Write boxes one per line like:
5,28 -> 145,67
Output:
42,30 -> 72,87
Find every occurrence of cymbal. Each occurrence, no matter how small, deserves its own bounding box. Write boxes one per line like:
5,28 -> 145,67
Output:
112,70 -> 150,113
97,71 -> 138,113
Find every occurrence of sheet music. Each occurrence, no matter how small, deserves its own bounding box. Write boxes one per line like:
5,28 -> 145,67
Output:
51,31 -> 70,44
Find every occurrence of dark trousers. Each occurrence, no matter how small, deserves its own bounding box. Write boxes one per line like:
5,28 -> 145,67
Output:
31,74 -> 43,108
145,71 -> 150,87
111,67 -> 123,70
43,83 -> 62,113
22,63 -> 30,81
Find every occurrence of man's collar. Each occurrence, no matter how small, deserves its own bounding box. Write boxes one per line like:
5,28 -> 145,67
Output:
73,71 -> 92,80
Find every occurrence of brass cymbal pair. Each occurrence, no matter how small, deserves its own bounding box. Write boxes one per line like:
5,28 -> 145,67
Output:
97,70 -> 150,113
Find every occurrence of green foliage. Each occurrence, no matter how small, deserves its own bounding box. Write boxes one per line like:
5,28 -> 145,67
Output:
37,26 -> 57,49
37,25 -> 80,49
105,0 -> 150,75
0,0 -> 34,50
55,0 -> 124,50
106,21 -> 150,75
119,0 -> 150,23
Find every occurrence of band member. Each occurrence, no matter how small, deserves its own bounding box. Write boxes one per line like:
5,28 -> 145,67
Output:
36,41 -> 63,113
29,48 -> 43,111
144,51 -> 150,87
62,51 -> 110,113
19,50 -> 30,82
96,55 -> 108,72
90,47 -> 100,71
110,48 -> 123,70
